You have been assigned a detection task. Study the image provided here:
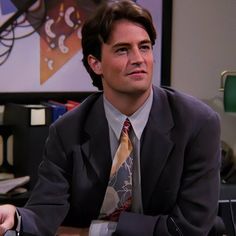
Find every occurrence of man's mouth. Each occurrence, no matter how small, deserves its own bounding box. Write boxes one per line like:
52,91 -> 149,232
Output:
127,70 -> 146,75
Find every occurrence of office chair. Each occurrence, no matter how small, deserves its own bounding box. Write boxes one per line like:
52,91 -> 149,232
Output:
217,70 -> 236,235
219,70 -> 236,112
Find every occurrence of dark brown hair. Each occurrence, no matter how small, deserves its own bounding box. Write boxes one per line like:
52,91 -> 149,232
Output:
81,0 -> 157,90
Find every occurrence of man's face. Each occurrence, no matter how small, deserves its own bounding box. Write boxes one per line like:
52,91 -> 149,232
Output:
94,19 -> 154,98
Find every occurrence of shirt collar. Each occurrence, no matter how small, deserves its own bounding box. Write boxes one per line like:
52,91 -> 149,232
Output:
104,89 -> 153,140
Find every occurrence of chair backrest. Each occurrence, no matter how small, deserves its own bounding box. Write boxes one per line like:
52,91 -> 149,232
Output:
220,71 -> 236,112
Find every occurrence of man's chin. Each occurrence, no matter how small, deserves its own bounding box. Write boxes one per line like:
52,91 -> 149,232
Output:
123,85 -> 152,96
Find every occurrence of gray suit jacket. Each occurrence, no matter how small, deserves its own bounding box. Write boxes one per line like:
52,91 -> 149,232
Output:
18,86 -> 221,236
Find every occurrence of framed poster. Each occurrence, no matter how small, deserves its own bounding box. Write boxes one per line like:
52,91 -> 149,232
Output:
0,0 -> 172,102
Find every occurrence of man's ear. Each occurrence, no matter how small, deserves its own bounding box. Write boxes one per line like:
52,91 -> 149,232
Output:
87,55 -> 102,75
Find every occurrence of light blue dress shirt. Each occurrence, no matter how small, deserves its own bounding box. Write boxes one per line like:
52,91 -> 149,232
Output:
89,89 -> 153,236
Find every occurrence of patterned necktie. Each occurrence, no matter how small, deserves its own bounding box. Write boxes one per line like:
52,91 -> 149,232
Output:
100,118 -> 133,221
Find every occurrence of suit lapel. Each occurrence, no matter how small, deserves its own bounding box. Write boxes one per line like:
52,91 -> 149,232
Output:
82,95 -> 112,186
76,95 -> 112,219
141,87 -> 174,209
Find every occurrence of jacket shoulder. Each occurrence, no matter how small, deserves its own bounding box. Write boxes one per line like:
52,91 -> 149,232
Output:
51,92 -> 103,130
157,86 -> 218,118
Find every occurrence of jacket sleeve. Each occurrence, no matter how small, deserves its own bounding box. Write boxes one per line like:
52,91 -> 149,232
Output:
17,124 -> 71,236
115,111 -> 221,236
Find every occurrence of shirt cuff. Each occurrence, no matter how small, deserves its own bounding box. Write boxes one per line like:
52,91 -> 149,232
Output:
15,209 -> 21,233
89,220 -> 117,236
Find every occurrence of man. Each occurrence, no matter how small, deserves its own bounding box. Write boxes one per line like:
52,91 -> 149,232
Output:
0,0 -> 221,235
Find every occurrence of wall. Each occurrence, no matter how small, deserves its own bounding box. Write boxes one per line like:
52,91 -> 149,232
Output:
171,0 -> 236,99
171,0 -> 236,153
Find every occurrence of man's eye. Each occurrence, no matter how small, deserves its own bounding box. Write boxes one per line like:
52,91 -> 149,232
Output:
140,45 -> 151,51
116,47 -> 128,54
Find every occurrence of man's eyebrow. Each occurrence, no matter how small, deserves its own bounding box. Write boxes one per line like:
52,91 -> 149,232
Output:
111,42 -> 130,49
111,39 -> 152,49
139,39 -> 152,45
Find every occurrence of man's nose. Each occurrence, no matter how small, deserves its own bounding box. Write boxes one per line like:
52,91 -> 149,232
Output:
129,48 -> 144,64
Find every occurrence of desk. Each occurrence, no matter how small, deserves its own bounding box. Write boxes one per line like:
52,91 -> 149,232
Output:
56,226 -> 89,236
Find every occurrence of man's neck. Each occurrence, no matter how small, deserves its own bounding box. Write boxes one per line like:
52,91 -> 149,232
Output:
104,88 -> 152,116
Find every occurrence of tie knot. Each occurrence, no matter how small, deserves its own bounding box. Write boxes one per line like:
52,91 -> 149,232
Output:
122,118 -> 131,134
